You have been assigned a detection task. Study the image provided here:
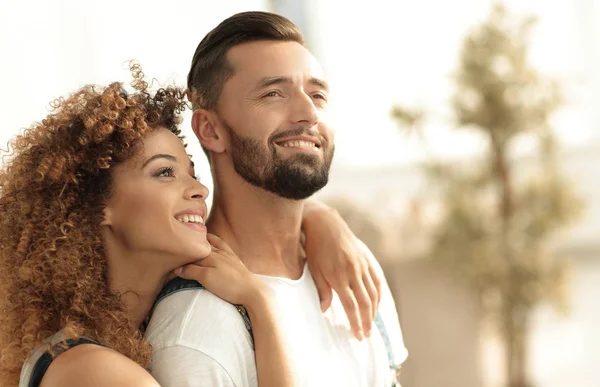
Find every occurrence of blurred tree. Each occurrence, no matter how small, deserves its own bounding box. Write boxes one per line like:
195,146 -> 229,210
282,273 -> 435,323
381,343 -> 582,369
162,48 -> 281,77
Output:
393,4 -> 583,387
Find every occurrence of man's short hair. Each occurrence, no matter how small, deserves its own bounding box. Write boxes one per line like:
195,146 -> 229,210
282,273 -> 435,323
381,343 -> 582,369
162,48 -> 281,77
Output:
187,11 -> 304,111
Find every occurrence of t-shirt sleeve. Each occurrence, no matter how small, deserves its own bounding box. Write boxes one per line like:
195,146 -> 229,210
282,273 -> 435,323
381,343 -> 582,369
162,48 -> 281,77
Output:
145,289 -> 257,387
151,345 -> 238,387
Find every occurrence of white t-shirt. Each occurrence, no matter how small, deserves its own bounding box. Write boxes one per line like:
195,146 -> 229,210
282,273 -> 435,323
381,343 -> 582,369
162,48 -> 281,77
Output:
145,244 -> 408,387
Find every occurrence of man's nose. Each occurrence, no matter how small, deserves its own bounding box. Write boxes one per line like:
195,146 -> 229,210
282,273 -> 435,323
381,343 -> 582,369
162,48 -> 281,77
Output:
289,92 -> 319,127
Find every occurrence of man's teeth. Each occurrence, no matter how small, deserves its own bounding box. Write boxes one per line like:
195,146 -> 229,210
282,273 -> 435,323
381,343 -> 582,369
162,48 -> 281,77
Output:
176,215 -> 204,224
281,140 -> 316,148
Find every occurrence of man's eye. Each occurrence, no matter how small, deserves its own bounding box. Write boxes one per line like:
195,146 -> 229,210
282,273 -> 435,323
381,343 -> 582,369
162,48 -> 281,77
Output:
263,91 -> 280,98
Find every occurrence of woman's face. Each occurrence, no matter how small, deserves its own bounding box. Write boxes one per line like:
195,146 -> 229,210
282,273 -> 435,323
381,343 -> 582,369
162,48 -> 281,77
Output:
102,128 -> 211,270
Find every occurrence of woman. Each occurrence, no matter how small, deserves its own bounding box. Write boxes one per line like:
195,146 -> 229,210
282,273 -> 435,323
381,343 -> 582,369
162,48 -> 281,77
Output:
0,65 -> 376,387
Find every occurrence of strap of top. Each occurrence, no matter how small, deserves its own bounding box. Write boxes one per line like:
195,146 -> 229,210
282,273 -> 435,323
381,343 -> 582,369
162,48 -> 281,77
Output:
375,311 -> 401,386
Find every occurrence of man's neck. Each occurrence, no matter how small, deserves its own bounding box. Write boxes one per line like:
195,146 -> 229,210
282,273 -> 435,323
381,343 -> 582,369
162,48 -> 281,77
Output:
207,179 -> 306,279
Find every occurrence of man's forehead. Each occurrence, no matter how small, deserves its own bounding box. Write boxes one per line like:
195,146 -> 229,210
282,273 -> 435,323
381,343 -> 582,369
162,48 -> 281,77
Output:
226,40 -> 325,81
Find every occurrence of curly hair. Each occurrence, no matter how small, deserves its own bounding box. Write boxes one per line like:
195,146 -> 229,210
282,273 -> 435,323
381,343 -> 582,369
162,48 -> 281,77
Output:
0,62 -> 187,386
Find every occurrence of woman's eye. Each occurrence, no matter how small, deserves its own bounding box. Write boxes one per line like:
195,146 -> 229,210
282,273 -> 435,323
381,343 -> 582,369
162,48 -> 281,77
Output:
157,167 -> 174,178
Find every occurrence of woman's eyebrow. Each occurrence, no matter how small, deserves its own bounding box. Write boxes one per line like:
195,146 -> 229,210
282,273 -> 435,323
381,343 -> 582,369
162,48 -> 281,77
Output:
142,154 -> 176,168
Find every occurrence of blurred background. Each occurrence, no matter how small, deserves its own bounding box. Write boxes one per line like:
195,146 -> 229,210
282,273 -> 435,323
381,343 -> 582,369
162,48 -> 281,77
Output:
1,1 -> 598,386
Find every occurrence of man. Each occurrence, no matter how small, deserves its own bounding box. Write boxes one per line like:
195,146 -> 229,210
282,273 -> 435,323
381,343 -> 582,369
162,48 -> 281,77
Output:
145,11 -> 408,386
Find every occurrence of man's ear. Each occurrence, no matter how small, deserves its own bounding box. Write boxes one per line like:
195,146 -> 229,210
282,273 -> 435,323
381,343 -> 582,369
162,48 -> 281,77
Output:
191,109 -> 227,154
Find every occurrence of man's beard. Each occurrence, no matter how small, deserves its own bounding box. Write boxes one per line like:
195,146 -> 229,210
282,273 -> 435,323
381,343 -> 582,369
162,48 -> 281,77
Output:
223,121 -> 334,200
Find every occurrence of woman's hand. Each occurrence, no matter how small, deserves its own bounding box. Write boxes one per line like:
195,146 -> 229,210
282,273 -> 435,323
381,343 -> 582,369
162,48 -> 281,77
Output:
302,200 -> 382,341
173,233 -> 297,387
173,233 -> 268,308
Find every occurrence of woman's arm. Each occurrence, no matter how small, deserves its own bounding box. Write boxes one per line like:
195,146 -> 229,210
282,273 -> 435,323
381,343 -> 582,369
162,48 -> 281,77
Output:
174,233 -> 296,387
243,287 -> 296,387
41,344 -> 160,387
302,199 -> 382,340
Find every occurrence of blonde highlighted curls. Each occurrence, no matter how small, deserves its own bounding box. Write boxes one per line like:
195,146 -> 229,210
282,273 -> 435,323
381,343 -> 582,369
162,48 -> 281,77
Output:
0,61 -> 187,386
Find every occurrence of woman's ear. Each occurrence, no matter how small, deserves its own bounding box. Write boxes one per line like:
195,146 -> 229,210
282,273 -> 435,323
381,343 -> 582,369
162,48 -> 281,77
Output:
101,207 -> 112,226
191,109 -> 227,154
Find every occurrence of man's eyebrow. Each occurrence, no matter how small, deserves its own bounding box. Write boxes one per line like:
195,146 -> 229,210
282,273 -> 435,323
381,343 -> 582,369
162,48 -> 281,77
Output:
257,76 -> 329,92
308,77 -> 329,91
142,154 -> 177,168
258,76 -> 293,89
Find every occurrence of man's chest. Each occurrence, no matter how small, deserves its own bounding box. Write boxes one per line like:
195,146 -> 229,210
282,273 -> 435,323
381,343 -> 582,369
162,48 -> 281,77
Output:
263,280 -> 388,386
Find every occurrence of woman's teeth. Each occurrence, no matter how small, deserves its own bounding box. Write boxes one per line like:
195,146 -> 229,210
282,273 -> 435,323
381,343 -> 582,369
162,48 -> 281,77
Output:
176,215 -> 204,224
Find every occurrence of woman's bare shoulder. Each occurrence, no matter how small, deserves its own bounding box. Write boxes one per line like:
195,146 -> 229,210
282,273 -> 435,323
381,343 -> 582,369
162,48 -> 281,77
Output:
40,344 -> 159,387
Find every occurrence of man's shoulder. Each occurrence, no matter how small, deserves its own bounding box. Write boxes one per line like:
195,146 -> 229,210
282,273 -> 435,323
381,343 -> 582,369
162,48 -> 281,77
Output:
145,289 -> 257,387
355,239 -> 409,366
145,287 -> 253,353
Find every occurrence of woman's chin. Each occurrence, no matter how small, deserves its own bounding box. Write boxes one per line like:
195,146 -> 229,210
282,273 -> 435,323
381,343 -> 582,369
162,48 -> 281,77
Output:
182,242 -> 212,261
163,241 -> 212,273
196,243 -> 213,259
